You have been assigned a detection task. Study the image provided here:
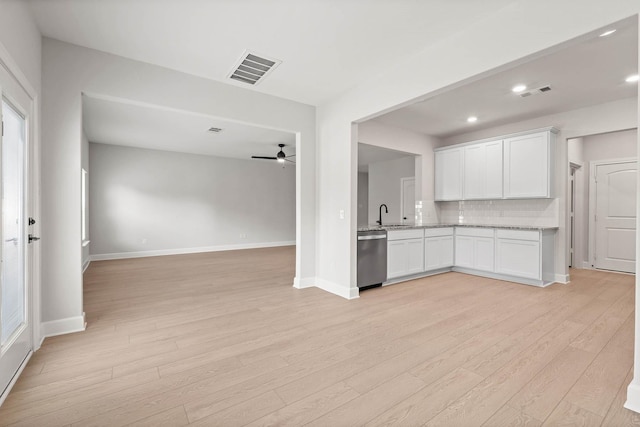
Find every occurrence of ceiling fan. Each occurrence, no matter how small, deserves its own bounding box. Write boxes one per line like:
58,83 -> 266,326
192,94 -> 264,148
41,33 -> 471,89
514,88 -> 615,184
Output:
251,143 -> 295,164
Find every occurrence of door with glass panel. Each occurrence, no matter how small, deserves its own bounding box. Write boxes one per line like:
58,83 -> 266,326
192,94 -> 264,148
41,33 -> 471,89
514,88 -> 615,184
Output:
0,83 -> 32,400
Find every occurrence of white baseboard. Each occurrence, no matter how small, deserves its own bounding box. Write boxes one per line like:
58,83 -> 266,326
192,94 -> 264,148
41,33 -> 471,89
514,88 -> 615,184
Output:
41,313 -> 86,338
90,241 -> 296,261
313,278 -> 359,300
82,258 -> 91,273
555,273 -> 570,284
625,381 -> 640,414
293,277 -> 316,289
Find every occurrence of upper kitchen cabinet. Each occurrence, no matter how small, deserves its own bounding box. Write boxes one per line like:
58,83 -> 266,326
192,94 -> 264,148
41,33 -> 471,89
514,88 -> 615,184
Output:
434,147 -> 463,201
463,139 -> 503,200
503,130 -> 555,199
434,127 -> 556,201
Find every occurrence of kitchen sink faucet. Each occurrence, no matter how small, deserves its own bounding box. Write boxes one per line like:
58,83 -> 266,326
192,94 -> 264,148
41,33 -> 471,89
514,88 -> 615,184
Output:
377,204 -> 388,226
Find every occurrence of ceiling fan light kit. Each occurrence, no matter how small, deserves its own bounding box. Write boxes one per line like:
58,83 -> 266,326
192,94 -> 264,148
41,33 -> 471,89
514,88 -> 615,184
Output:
252,143 -> 295,164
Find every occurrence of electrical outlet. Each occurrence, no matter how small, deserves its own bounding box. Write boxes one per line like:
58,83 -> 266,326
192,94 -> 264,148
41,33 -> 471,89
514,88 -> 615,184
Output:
339,210 -> 345,220
240,233 -> 247,239
141,238 -> 147,244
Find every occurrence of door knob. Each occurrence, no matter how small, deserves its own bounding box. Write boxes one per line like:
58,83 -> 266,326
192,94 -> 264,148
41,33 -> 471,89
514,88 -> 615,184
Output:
28,217 -> 36,226
28,234 -> 40,243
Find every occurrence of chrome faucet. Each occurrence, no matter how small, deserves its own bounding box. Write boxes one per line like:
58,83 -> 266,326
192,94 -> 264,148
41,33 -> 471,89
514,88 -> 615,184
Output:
377,204 -> 388,226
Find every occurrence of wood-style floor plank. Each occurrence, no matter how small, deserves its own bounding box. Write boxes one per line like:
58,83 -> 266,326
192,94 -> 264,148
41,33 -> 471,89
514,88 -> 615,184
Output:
0,246 -> 637,426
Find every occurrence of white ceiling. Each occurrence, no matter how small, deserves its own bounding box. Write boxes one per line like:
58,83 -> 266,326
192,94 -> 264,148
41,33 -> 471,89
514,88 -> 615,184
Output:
82,95 -> 295,160
375,18 -> 639,138
27,0 -> 514,106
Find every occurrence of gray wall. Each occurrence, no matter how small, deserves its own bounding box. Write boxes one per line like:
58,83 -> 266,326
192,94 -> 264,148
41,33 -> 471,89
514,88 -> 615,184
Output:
357,172 -> 369,226
89,143 -> 295,257
368,156 -> 415,225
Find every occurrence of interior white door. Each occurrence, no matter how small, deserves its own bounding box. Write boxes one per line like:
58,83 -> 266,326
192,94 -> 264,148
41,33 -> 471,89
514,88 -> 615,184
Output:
401,177 -> 415,224
0,95 -> 31,399
594,161 -> 637,273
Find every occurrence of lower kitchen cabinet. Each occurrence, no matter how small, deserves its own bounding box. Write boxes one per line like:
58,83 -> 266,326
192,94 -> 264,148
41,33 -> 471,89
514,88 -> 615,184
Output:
454,228 -> 495,272
387,230 -> 425,279
495,229 -> 553,281
424,232 -> 454,270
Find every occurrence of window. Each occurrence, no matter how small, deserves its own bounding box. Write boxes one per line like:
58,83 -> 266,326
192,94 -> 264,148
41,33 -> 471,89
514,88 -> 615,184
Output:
81,168 -> 89,245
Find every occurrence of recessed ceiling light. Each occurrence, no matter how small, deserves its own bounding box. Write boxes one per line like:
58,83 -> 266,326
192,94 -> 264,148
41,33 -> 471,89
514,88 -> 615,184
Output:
512,84 -> 527,93
467,116 -> 478,123
625,74 -> 639,83
599,29 -> 616,37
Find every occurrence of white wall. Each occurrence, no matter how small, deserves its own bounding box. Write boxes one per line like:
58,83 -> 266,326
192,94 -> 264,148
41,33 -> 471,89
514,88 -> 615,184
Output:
570,129 -> 638,268
0,1 -> 42,92
359,120 -> 441,224
41,38 -> 316,330
357,172 -> 368,227
368,156 -> 415,225
89,143 -> 295,257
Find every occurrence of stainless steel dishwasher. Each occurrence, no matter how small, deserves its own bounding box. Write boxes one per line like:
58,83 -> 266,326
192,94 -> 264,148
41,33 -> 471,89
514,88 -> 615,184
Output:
357,230 -> 387,290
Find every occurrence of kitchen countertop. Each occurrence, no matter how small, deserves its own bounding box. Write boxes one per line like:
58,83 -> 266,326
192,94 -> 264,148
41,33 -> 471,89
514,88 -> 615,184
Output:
357,224 -> 559,232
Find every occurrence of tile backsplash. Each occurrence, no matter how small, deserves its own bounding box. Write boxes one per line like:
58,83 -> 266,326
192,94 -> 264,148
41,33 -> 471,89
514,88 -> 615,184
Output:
436,198 -> 559,227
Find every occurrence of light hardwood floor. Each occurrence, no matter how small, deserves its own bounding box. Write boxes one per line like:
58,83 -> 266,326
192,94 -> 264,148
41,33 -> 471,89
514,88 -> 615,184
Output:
1,246 -> 638,426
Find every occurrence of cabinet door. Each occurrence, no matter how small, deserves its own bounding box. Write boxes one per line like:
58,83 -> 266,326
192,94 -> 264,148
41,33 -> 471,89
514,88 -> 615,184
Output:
455,236 -> 474,268
406,238 -> 424,275
387,240 -> 408,279
474,237 -> 495,272
463,144 -> 484,199
484,140 -> 503,198
496,239 -> 541,279
435,148 -> 463,201
504,131 -> 549,198
424,237 -> 441,271
441,236 -> 454,267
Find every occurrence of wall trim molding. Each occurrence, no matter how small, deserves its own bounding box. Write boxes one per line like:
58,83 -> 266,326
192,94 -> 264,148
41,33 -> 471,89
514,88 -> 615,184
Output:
625,382 -> 640,414
41,313 -> 86,338
90,241 -> 296,261
554,273 -> 570,284
314,278 -> 359,300
82,258 -> 91,273
293,277 -> 315,289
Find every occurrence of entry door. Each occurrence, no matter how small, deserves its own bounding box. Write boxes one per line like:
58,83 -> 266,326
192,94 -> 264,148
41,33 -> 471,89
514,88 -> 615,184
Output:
401,177 -> 415,224
0,80 -> 32,400
594,161 -> 637,273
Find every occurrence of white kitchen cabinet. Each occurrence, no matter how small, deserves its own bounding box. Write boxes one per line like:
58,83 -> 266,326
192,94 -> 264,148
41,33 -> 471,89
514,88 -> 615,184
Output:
435,148 -> 463,201
495,229 -> 541,279
463,140 -> 503,200
424,228 -> 454,270
454,228 -> 495,272
387,229 -> 425,279
503,131 -> 553,198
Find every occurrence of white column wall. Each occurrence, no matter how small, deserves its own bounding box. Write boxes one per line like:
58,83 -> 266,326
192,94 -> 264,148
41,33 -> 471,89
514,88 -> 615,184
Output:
625,13 -> 640,414
315,0 -> 640,299
41,39 -> 316,329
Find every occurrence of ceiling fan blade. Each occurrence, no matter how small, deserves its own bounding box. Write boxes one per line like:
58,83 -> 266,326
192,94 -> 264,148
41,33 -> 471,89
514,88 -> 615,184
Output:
251,156 -> 277,160
284,159 -> 296,163
286,154 -> 296,158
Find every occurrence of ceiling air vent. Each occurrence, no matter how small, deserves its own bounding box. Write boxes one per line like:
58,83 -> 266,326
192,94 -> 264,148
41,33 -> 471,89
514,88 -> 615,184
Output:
208,127 -> 223,133
519,85 -> 552,98
228,51 -> 282,85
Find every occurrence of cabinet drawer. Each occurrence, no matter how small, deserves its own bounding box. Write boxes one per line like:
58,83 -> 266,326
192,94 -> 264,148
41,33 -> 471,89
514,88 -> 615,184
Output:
387,229 -> 424,240
424,227 -> 453,237
496,229 -> 540,241
455,227 -> 494,238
